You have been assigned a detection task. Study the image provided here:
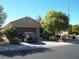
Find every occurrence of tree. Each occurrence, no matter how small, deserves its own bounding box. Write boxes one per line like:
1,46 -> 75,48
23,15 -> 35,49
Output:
36,15 -> 42,22
72,24 -> 79,33
4,24 -> 20,44
40,10 -> 69,35
0,5 -> 7,27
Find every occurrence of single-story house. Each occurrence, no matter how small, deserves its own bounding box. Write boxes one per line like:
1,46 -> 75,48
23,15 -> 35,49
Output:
9,16 -> 42,36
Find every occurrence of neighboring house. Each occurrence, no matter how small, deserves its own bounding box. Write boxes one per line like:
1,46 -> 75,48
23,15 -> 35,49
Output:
9,16 -> 41,36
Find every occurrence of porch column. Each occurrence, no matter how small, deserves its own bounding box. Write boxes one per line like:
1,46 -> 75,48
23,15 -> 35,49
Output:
36,28 -> 40,37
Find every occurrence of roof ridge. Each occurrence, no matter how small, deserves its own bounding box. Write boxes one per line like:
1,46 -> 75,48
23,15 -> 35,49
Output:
10,16 -> 39,24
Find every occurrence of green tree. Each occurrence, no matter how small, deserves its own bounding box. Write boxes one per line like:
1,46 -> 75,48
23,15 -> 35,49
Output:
72,24 -> 79,33
36,15 -> 42,22
0,5 -> 7,27
4,24 -> 20,44
40,10 -> 69,35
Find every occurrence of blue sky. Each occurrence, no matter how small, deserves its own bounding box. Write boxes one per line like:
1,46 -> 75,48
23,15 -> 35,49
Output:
0,0 -> 79,25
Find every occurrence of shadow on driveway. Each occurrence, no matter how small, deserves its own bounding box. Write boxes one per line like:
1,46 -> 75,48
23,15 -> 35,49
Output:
0,46 -> 53,57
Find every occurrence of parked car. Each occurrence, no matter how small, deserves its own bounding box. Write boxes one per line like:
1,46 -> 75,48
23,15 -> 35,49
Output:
24,32 -> 38,43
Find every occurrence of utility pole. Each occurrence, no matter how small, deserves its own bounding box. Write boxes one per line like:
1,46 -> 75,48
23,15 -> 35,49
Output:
68,0 -> 70,18
67,0 -> 71,40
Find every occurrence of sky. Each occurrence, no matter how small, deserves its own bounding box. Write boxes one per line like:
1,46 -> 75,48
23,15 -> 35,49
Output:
0,0 -> 79,26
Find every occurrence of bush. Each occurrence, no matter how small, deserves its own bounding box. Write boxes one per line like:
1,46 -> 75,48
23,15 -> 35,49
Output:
3,24 -> 20,44
49,36 -> 55,41
10,37 -> 21,44
49,35 -> 60,41
41,32 -> 50,40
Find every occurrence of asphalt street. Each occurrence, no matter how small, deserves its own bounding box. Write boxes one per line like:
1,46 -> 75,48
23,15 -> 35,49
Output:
0,44 -> 79,59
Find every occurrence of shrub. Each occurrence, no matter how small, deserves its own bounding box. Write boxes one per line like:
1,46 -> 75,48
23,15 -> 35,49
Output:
10,37 -> 21,44
49,36 -> 55,41
41,32 -> 50,40
49,35 -> 60,41
3,24 -> 20,44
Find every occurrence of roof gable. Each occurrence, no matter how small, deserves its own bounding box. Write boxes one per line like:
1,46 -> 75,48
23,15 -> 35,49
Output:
10,16 -> 40,28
